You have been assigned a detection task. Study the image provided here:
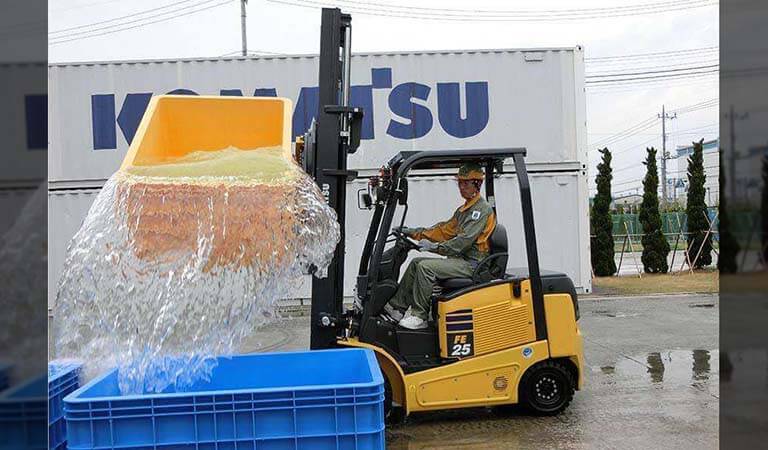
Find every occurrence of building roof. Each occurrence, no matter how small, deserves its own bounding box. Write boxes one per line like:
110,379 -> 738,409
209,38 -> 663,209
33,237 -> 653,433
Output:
675,138 -> 719,158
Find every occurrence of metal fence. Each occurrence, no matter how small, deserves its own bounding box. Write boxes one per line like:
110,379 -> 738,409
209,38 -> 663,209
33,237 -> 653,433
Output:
610,208 -> 719,236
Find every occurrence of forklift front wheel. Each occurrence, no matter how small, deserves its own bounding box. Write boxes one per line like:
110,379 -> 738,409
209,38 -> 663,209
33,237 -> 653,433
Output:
519,360 -> 575,416
384,377 -> 405,425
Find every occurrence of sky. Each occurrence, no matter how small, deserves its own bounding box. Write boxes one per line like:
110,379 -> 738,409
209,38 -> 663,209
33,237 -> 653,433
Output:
47,0 -> 720,198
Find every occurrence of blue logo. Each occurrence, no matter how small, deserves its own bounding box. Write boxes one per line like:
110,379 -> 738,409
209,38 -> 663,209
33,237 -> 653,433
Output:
522,347 -> 533,359
89,67 -> 490,150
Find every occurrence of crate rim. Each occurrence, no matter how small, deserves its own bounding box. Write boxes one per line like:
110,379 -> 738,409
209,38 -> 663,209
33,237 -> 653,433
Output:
49,360 -> 83,385
0,374 -> 47,403
64,348 -> 383,404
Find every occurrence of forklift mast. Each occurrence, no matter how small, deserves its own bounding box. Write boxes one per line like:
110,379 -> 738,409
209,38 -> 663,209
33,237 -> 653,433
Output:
304,8 -> 363,349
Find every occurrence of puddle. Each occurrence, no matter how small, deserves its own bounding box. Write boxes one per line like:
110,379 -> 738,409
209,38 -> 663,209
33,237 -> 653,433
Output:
607,349 -> 718,385
720,348 -> 768,385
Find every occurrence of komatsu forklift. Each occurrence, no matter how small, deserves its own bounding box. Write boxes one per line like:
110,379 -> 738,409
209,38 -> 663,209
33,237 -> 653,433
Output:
297,8 -> 584,420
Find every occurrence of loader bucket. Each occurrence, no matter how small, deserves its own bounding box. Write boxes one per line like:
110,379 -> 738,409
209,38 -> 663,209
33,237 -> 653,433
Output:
109,95 -> 338,271
121,95 -> 293,169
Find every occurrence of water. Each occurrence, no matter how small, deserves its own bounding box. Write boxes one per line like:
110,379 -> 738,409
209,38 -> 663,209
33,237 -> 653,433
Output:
0,184 -> 47,381
54,147 -> 340,394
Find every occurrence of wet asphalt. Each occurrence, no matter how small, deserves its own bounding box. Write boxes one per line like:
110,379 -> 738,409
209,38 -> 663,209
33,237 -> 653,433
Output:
240,293 -> 719,449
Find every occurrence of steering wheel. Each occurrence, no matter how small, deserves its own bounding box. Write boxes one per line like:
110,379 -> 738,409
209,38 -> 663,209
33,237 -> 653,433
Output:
389,229 -> 420,250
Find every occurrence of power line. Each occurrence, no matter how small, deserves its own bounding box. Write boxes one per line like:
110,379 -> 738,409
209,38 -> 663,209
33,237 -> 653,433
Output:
611,134 -> 662,157
591,116 -> 658,148
671,99 -> 719,114
585,46 -> 718,62
585,73 -> 717,94
50,0 -> 125,13
266,0 -> 717,22
586,70 -> 718,89
586,58 -> 718,74
50,0 -> 233,45
585,68 -> 719,84
341,0 -> 712,15
590,99 -> 719,149
586,63 -> 719,78
50,0 -> 206,35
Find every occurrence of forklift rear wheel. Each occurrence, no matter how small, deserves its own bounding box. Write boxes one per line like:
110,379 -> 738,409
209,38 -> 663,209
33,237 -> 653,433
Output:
519,360 -> 575,416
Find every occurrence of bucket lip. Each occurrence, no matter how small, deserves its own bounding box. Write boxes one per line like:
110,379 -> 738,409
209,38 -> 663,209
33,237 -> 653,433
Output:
153,94 -> 293,103
64,348 -> 383,404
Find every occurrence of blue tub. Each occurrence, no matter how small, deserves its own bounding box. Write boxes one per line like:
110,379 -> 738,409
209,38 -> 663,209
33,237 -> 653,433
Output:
50,362 -> 83,449
0,361 -> 81,450
64,349 -> 385,450
0,375 -> 46,449
0,363 -> 11,393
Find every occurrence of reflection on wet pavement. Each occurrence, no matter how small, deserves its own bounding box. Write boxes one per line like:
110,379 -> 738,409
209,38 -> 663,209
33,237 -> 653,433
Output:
387,349 -> 719,450
610,349 -> 717,387
246,295 -> 720,449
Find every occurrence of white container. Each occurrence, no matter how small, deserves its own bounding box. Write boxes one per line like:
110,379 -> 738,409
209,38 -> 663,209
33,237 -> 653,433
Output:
47,48 -> 591,308
47,171 -> 591,308
48,48 -> 586,181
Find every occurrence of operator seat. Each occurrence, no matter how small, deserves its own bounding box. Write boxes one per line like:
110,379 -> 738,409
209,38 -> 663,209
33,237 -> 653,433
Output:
438,224 -> 509,291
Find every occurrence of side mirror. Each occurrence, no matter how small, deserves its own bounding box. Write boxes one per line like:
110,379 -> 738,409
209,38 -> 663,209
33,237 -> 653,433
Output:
398,178 -> 408,206
347,109 -> 364,154
358,188 -> 373,210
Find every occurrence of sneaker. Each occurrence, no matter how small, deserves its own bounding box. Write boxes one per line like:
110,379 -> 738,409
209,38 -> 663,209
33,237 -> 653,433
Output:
399,315 -> 427,330
383,304 -> 404,321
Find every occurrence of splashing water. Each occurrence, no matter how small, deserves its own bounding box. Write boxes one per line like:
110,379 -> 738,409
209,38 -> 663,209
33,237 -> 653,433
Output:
54,147 -> 340,394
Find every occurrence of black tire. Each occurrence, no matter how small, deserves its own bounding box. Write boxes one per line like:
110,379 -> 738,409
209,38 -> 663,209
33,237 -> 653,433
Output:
384,376 -> 405,425
518,360 -> 575,416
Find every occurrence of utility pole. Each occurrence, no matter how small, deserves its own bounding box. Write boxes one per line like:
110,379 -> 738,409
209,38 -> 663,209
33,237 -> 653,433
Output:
659,105 -> 677,207
241,0 -> 248,56
724,105 -> 749,201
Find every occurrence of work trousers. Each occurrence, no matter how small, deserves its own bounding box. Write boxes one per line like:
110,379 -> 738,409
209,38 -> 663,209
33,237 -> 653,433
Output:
389,257 -> 474,320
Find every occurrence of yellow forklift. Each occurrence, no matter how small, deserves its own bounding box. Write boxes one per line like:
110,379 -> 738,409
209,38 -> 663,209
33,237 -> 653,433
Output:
299,8 -> 584,421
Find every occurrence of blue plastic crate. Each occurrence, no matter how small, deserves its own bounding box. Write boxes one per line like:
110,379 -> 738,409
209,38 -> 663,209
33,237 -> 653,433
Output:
49,362 -> 83,449
65,348 -> 385,450
0,362 -> 82,450
0,363 -> 11,392
0,375 -> 47,449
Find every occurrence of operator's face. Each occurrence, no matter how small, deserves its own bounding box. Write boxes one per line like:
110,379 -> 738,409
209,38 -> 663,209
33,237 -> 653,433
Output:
458,179 -> 481,201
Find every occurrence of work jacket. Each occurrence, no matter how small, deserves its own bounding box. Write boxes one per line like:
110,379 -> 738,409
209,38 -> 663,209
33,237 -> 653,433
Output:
412,195 -> 496,262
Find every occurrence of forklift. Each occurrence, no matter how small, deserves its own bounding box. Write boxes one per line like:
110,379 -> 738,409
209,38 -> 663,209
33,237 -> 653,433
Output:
297,8 -> 584,420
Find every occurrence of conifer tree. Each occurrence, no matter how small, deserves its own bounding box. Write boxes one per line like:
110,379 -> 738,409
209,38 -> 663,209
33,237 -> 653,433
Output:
718,147 -> 740,273
686,139 -> 712,268
761,156 -> 768,265
591,148 -> 617,276
640,147 -> 670,273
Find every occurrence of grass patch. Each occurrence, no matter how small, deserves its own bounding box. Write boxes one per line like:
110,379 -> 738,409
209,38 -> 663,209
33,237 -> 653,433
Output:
592,270 -> 718,295
719,271 -> 768,293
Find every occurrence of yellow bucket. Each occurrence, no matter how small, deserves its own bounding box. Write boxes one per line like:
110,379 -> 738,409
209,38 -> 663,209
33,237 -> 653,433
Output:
121,95 -> 293,169
113,95 -> 324,271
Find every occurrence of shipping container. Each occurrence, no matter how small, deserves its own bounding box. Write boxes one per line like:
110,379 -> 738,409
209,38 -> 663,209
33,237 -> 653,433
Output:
47,48 -> 590,310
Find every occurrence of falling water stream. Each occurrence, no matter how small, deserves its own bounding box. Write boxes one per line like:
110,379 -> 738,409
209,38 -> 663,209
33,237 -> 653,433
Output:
54,147 -> 340,394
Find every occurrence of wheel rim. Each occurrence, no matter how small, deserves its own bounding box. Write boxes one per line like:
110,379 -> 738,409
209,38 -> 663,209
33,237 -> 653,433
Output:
530,370 -> 565,409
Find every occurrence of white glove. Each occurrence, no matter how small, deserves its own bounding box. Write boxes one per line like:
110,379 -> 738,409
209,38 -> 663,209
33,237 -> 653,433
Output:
417,239 -> 438,252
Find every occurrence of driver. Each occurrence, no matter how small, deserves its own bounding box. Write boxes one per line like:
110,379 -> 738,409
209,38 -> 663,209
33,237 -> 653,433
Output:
384,163 -> 497,329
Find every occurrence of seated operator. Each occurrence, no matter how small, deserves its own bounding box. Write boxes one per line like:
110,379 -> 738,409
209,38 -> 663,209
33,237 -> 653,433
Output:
384,163 -> 497,330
